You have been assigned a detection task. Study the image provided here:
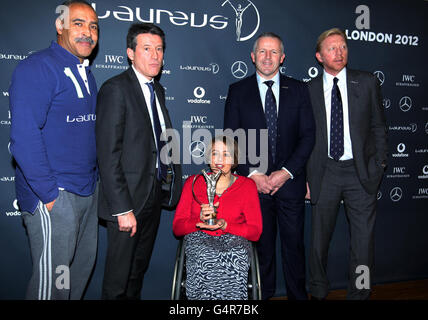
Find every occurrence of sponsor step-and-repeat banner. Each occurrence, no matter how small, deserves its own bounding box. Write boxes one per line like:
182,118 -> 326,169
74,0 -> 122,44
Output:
0,0 -> 427,299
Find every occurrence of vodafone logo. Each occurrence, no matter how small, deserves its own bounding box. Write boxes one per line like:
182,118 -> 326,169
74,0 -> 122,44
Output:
392,143 -> 409,158
193,87 -> 206,99
5,199 -> 21,217
187,87 -> 211,104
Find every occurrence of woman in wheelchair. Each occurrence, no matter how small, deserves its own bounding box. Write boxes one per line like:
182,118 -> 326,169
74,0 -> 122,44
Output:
173,135 -> 262,300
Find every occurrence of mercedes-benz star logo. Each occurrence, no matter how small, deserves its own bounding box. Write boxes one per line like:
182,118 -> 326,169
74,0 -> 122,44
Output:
231,61 -> 248,79
399,96 -> 412,112
373,71 -> 385,86
390,187 -> 403,202
189,140 -> 206,158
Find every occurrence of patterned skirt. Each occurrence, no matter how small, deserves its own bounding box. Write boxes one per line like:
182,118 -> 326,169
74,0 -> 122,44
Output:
184,231 -> 251,300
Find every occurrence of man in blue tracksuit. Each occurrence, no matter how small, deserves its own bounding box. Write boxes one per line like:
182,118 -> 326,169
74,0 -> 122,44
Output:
9,0 -> 99,300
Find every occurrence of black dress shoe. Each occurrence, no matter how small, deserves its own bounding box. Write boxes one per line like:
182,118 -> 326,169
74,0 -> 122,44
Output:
310,295 -> 326,301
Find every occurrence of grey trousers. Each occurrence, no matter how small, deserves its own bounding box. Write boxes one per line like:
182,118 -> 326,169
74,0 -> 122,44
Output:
21,187 -> 98,300
309,159 -> 376,300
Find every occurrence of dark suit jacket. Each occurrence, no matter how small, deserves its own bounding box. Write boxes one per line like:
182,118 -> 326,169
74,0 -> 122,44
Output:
96,68 -> 182,222
224,73 -> 315,200
306,68 -> 388,204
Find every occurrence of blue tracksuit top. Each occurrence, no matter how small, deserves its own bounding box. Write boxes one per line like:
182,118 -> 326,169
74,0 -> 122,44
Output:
9,41 -> 98,213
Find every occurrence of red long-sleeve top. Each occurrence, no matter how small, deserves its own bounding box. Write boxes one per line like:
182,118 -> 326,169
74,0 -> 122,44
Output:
173,174 -> 263,242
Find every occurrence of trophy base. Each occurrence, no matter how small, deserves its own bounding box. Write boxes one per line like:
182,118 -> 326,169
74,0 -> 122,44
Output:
205,218 -> 217,226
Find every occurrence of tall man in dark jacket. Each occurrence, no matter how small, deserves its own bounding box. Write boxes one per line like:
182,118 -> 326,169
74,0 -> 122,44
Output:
96,23 -> 182,300
224,32 -> 315,300
306,28 -> 388,300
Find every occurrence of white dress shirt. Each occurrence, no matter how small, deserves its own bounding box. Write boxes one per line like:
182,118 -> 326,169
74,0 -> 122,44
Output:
323,68 -> 353,160
113,66 -> 167,217
132,65 -> 167,148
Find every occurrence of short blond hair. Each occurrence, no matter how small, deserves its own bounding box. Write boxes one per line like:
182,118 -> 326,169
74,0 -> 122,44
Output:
316,28 -> 347,53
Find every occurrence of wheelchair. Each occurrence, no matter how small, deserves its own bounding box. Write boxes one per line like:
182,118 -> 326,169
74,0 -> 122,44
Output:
171,237 -> 262,300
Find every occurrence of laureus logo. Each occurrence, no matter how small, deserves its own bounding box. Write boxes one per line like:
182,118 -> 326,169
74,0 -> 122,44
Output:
221,0 -> 260,42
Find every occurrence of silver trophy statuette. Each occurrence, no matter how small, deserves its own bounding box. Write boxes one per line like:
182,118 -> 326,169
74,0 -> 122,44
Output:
192,169 -> 222,225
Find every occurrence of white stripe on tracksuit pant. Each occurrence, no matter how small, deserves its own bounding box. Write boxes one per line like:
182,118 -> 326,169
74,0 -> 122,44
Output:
21,187 -> 98,300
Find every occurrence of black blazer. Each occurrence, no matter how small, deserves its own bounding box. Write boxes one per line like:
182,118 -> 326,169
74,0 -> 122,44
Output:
306,68 -> 388,204
224,73 -> 316,200
96,68 -> 182,222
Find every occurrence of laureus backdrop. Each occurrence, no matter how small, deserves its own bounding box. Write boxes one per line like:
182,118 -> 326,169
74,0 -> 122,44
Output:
0,0 -> 427,299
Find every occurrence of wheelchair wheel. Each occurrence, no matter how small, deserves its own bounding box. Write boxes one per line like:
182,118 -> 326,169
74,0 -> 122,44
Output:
171,239 -> 186,300
171,238 -> 262,300
248,242 -> 262,300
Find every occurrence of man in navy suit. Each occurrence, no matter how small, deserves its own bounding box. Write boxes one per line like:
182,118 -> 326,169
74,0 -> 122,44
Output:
224,32 -> 315,300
